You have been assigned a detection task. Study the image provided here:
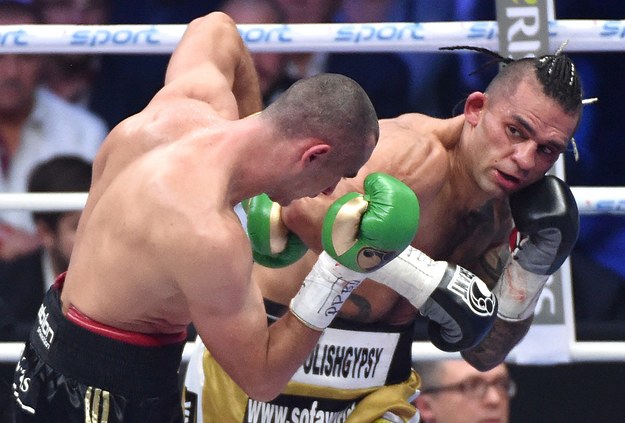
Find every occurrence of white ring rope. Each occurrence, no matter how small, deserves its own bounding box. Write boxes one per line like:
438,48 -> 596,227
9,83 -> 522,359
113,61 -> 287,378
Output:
0,20 -> 623,54
0,193 -> 88,211
0,188 -> 623,213
2,341 -> 625,364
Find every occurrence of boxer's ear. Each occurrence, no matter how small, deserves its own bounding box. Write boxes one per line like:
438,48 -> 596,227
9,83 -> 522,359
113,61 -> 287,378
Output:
302,142 -> 331,166
464,92 -> 486,126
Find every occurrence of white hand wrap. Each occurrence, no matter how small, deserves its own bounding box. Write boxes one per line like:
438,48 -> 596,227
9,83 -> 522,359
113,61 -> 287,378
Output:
289,251 -> 366,331
494,256 -> 549,322
369,246 -> 448,309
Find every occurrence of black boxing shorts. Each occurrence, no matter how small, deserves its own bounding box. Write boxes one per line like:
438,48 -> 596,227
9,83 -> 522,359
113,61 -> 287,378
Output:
11,275 -> 187,423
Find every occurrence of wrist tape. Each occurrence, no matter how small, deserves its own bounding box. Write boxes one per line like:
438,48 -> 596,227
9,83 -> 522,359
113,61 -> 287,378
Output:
289,251 -> 365,331
494,256 -> 549,322
369,246 -> 447,309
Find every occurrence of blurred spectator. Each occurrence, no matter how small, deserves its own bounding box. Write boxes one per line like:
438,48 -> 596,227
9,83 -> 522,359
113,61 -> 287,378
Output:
0,155 -> 91,395
273,0 -> 339,79
0,155 -> 92,342
413,359 -> 515,423
274,0 -> 412,118
220,0 -> 296,106
328,0 -> 412,118
36,0 -> 111,107
89,0 -> 223,127
0,0 -> 107,261
398,0 -> 498,117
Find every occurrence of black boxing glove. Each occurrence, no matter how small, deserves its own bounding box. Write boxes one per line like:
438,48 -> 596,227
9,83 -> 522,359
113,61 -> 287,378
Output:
420,264 -> 498,352
370,247 -> 497,352
495,175 -> 579,321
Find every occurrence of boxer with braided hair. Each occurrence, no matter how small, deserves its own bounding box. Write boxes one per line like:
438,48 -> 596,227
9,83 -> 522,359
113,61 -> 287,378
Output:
185,46 -> 584,422
442,44 -> 582,114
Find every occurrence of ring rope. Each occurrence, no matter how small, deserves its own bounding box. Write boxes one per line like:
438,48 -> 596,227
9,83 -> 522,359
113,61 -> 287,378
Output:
2,341 -> 625,364
0,193 -> 88,211
0,188 -> 623,214
0,20 -> 623,54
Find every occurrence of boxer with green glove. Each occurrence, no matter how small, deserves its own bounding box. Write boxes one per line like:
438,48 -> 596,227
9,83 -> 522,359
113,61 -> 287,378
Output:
289,172 -> 420,331
244,194 -> 308,268
322,172 -> 420,272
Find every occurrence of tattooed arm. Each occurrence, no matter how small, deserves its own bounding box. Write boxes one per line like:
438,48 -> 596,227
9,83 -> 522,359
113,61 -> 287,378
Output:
461,317 -> 531,371
454,204 -> 533,371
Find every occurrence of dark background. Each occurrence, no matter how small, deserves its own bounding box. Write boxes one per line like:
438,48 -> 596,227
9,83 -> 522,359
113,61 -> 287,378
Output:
509,362 -> 625,422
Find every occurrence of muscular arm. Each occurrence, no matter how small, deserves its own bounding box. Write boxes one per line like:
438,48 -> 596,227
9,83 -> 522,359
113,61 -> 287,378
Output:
459,224 -> 532,370
461,318 -> 531,370
182,217 -> 322,401
423,198 -> 533,369
162,12 -> 262,119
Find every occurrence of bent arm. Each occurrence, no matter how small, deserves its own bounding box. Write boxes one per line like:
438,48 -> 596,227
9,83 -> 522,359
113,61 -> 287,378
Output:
183,222 -> 322,401
459,229 -> 532,370
447,205 -> 531,369
163,12 -> 262,119
461,318 -> 531,370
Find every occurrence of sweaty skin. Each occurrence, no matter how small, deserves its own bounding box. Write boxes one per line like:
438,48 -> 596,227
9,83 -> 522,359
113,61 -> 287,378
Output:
262,75 -> 579,369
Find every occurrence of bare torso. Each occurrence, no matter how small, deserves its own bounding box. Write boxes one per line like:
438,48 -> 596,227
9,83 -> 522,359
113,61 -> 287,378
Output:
61,96 -> 248,334
258,113 -> 512,325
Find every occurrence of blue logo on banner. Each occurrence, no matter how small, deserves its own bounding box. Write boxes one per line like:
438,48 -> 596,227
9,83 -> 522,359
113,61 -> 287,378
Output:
600,21 -> 625,38
467,22 -> 497,40
596,200 -> 625,212
335,23 -> 424,43
71,27 -> 160,47
238,25 -> 292,43
0,29 -> 28,46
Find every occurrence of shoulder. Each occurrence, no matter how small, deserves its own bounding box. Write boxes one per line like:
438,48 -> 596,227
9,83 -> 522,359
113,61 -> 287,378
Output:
151,79 -> 238,121
378,113 -> 449,150
372,113 -> 449,172
366,114 -> 452,200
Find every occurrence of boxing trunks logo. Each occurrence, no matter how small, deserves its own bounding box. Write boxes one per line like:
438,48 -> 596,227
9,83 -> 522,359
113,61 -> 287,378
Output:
36,304 -> 56,350
13,353 -> 39,415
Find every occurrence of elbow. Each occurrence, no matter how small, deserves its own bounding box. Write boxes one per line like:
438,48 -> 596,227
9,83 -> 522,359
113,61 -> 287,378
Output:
228,363 -> 288,402
187,11 -> 238,39
191,11 -> 234,26
240,380 -> 283,403
461,349 -> 505,372
463,355 -> 499,372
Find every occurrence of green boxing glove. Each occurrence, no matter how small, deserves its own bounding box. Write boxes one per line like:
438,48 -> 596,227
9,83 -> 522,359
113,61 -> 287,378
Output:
322,172 -> 420,272
290,173 -> 420,330
244,194 -> 308,268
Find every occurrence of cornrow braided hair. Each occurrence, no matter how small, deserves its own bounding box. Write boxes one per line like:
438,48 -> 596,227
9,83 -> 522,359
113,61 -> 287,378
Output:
440,44 -> 583,114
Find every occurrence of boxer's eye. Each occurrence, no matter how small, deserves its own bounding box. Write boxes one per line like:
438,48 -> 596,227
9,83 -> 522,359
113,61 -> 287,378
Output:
507,125 -> 523,139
